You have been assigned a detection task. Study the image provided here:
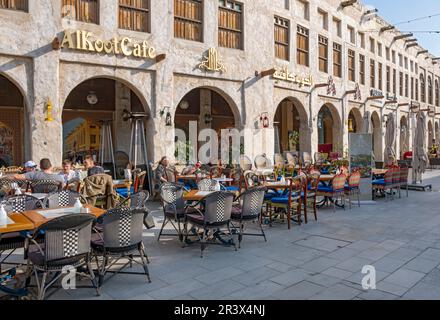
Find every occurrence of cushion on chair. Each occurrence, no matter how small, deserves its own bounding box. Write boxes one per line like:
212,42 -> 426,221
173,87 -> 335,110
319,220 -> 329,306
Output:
225,186 -> 240,192
372,179 -> 385,186
115,187 -> 135,198
317,186 -> 333,193
270,193 -> 299,203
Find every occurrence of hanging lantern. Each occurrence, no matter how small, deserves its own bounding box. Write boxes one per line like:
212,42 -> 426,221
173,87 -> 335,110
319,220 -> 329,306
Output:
348,118 -> 354,132
260,112 -> 269,128
45,99 -> 53,122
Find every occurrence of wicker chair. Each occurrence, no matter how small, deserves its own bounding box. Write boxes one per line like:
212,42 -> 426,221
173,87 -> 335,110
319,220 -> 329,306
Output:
25,213 -> 98,300
184,191 -> 236,257
158,183 -> 188,242
317,173 -> 347,212
0,178 -> 29,193
345,171 -> 361,209
239,155 -> 253,171
91,207 -> 151,288
3,194 -> 42,213
197,178 -> 221,191
230,187 -> 267,248
118,190 -> 152,231
30,179 -> 63,194
42,190 -> 86,209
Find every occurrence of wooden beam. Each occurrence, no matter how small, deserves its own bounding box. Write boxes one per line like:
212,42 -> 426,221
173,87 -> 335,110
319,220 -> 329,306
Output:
367,96 -> 384,101
314,83 -> 328,89
155,53 -> 166,63
394,33 -> 413,41
345,89 -> 357,94
256,68 -> 276,78
406,43 -> 418,49
398,103 -> 409,107
417,50 -> 429,56
380,25 -> 395,33
341,0 -> 357,8
405,38 -> 417,43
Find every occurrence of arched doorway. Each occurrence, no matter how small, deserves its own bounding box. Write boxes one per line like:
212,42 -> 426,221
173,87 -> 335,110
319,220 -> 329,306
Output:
317,104 -> 342,155
435,121 -> 439,142
62,78 -> 151,175
371,111 -> 382,160
400,116 -> 409,159
428,120 -> 434,148
174,87 -> 238,164
274,97 -> 309,155
348,108 -> 363,134
0,74 -> 26,167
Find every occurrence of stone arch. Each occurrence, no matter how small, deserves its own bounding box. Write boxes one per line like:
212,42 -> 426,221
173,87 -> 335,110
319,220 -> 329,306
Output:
317,103 -> 343,154
435,121 -> 440,142
371,111 -> 382,161
61,76 -> 154,173
174,85 -> 241,129
348,106 -> 363,133
0,72 -> 28,166
273,96 -> 310,155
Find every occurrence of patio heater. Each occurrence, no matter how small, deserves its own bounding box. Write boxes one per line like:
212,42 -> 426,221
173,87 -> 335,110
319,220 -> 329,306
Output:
99,120 -> 116,179
122,109 -> 153,192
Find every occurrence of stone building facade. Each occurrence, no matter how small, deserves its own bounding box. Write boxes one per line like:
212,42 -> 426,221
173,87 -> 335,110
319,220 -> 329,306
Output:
0,0 -> 439,168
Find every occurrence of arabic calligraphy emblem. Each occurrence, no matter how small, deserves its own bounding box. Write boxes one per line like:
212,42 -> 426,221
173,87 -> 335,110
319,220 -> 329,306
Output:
272,66 -> 313,87
354,83 -> 362,101
327,76 -> 336,96
199,48 -> 226,73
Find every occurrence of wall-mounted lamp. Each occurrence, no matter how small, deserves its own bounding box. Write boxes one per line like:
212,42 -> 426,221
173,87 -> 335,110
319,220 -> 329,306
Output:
159,107 -> 172,126
45,99 -> 54,122
204,113 -> 213,124
259,112 -> 270,128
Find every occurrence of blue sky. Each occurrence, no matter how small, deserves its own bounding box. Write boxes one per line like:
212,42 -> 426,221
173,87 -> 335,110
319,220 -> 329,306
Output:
361,0 -> 440,56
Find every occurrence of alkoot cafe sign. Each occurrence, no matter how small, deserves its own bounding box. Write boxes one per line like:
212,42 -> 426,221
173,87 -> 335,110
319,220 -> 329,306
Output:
58,30 -> 156,59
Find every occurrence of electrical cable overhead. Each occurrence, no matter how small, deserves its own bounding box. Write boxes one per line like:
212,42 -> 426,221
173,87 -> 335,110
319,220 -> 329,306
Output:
393,13 -> 440,26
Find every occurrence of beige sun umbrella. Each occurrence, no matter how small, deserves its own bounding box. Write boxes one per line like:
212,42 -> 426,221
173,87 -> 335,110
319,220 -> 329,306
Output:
384,113 -> 396,166
362,110 -> 372,134
412,112 -> 428,184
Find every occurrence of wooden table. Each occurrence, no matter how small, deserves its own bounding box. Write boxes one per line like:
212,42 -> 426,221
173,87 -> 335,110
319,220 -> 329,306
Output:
176,175 -> 199,181
0,213 -> 35,234
372,169 -> 388,175
183,190 -> 214,202
319,174 -> 335,182
22,205 -> 106,228
263,182 -> 291,189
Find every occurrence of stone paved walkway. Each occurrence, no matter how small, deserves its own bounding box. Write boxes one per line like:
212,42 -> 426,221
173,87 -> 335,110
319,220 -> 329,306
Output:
45,170 -> 440,300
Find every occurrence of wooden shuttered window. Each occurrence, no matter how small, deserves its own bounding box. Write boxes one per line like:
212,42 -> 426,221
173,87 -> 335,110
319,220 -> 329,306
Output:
296,25 -> 309,66
392,69 -> 396,94
274,16 -> 289,60
62,0 -> 99,24
119,0 -> 150,33
348,49 -> 355,82
333,43 -> 341,78
386,66 -> 391,92
359,54 -> 365,85
370,59 -> 375,88
174,0 -> 203,42
218,0 -> 243,49
399,72 -> 403,96
405,74 -> 409,98
420,74 -> 426,103
318,35 -> 328,73
378,63 -> 382,90
0,0 -> 27,11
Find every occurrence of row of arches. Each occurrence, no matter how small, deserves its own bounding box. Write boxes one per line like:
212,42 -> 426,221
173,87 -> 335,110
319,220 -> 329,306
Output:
1,70 -> 440,167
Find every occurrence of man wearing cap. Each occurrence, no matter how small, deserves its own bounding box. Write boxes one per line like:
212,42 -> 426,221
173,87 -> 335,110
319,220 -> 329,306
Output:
10,158 -> 65,186
23,160 -> 38,173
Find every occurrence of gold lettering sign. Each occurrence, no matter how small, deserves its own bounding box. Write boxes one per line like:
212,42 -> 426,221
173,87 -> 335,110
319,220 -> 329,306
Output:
272,66 -> 313,87
199,48 -> 226,73
59,30 -> 156,60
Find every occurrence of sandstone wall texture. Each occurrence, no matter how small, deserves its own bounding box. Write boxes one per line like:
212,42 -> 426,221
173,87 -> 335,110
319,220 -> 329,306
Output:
0,0 -> 439,165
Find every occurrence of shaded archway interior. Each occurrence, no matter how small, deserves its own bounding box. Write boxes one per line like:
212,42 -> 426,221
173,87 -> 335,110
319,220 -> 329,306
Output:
174,87 -> 236,162
274,97 -> 310,155
317,104 -> 342,154
0,74 -> 24,167
348,108 -> 363,134
62,78 -> 150,170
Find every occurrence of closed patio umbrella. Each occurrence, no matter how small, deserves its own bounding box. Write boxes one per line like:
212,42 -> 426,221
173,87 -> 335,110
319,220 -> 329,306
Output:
412,112 -> 428,184
384,113 -> 396,166
362,111 -> 372,134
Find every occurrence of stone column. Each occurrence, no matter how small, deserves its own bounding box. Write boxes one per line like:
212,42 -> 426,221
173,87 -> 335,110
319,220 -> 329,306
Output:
31,51 -> 62,166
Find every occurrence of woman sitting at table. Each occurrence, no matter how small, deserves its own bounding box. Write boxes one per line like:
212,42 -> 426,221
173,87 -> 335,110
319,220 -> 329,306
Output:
154,156 -> 177,187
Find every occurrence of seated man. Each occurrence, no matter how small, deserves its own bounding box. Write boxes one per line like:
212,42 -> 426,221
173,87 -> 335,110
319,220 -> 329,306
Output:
11,158 -> 65,186
59,159 -> 79,185
83,155 -> 105,177
22,160 -> 38,174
